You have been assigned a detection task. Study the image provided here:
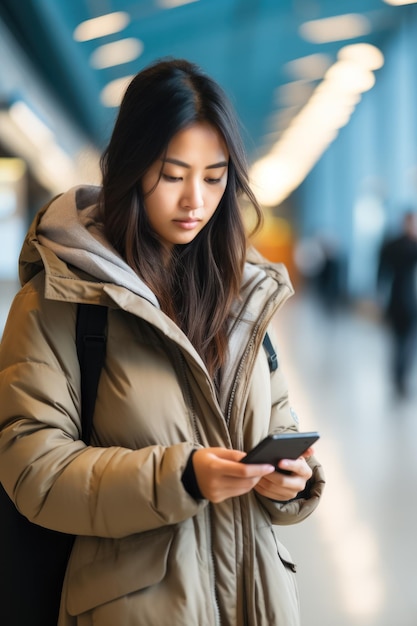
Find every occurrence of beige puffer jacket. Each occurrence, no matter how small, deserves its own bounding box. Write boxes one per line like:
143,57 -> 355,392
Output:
0,187 -> 325,625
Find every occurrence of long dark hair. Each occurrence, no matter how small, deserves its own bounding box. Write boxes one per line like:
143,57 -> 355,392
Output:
100,58 -> 263,377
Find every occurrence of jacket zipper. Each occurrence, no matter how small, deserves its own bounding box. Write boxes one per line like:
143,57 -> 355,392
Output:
226,283 -> 289,625
226,288 -> 280,427
179,273 -> 290,625
208,505 -> 222,626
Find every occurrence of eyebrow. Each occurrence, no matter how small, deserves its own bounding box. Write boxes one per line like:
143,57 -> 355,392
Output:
162,157 -> 228,170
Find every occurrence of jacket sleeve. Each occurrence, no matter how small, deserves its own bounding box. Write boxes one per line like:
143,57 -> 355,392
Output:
0,278 -> 207,539
255,325 -> 325,524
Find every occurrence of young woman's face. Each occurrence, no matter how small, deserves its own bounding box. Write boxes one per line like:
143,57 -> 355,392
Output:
142,122 -> 229,249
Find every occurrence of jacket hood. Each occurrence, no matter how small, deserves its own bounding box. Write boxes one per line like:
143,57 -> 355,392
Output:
18,185 -> 294,318
20,185 -> 159,306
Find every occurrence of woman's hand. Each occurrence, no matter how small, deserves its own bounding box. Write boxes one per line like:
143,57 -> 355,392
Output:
253,448 -> 314,501
192,447 -> 275,503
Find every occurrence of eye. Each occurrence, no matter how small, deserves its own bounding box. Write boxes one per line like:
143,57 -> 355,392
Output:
162,173 -> 182,182
205,177 -> 222,185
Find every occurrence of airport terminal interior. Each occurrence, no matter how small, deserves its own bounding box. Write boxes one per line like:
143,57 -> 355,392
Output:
1,1 -> 417,625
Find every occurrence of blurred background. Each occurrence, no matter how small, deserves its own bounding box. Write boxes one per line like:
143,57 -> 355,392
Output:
0,1 -> 416,624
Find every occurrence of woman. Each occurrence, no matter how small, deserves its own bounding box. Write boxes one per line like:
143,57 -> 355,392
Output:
0,58 -> 324,625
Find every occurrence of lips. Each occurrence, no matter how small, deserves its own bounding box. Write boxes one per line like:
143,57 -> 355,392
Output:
173,218 -> 201,230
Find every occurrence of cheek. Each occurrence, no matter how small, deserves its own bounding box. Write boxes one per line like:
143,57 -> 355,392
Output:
209,181 -> 226,204
145,188 -> 170,216
207,198 -> 222,223
213,186 -> 226,209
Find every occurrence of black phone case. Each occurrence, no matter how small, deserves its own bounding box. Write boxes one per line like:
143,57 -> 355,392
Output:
241,431 -> 319,468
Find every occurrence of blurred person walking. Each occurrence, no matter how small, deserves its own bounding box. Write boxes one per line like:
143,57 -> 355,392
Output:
378,211 -> 417,397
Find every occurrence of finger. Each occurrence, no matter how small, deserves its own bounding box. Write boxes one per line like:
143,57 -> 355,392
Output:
255,472 -> 308,501
216,458 -> 275,479
199,448 -> 275,478
208,448 -> 247,463
301,447 -> 315,459
278,456 -> 312,478
254,481 -> 299,501
237,462 -> 276,478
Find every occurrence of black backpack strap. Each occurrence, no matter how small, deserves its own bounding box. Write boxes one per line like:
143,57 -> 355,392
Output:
262,332 -> 278,372
76,304 -> 108,444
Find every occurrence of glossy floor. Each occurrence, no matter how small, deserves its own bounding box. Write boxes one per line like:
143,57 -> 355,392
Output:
274,290 -> 417,626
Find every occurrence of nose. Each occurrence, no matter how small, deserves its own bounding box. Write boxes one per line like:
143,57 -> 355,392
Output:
181,179 -> 204,210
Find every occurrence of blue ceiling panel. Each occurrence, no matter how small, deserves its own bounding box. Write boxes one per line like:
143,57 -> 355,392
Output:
0,0 -> 409,159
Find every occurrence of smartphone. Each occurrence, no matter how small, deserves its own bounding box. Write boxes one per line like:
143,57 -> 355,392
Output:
240,431 -> 319,471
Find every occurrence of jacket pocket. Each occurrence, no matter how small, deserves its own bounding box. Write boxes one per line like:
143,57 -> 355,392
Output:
66,527 -> 174,616
252,526 -> 300,625
270,528 -> 297,572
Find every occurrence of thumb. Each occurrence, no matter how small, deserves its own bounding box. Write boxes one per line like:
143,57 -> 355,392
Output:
205,447 -> 247,463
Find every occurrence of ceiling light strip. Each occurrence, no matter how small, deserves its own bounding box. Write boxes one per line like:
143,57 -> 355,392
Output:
73,12 -> 130,42
250,44 -> 384,207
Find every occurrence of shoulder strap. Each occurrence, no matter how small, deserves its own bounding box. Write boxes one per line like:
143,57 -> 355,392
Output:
262,332 -> 278,372
76,304 -> 108,444
75,306 -> 274,441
